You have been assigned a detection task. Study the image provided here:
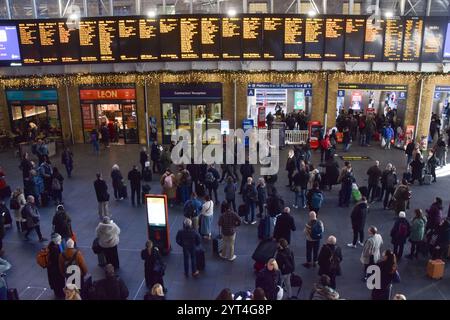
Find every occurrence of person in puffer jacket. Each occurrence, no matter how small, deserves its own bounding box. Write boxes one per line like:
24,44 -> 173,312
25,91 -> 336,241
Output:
309,275 -> 340,300
96,216 -> 121,269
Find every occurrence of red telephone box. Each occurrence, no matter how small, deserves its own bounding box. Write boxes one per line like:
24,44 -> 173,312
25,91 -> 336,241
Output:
308,121 -> 322,149
258,106 -> 266,128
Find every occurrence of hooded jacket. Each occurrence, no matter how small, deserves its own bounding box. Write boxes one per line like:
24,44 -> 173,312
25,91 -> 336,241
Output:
96,221 -> 121,248
309,284 -> 340,300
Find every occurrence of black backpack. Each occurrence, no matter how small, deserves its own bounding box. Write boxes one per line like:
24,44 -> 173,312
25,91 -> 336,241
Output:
183,201 -> 197,218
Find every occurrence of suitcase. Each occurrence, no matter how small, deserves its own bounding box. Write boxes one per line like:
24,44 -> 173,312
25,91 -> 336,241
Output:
196,247 -> 205,271
7,288 -> 19,300
427,259 -> 445,279
2,210 -> 12,227
423,174 -> 432,185
212,234 -> 224,256
289,273 -> 303,299
251,239 -> 278,264
119,184 -> 127,199
258,216 -> 272,240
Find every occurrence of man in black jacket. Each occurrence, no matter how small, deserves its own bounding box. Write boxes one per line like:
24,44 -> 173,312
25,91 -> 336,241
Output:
128,165 -> 142,207
366,160 -> 382,203
275,239 -> 295,299
318,236 -> 343,289
285,150 -> 296,188
92,264 -> 129,300
273,207 -> 296,244
347,197 -> 368,248
240,161 -> 255,194
176,218 -> 202,277
139,147 -> 149,175
93,173 -> 110,219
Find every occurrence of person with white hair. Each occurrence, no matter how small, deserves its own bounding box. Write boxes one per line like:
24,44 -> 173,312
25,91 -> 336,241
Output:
96,216 -> 121,269
390,211 -> 411,260
303,211 -> 324,269
59,238 -> 88,280
110,164 -> 124,201
46,233 -> 65,298
317,235 -> 343,289
22,195 -> 47,242
360,226 -> 383,280
176,218 -> 202,277
273,207 -> 296,244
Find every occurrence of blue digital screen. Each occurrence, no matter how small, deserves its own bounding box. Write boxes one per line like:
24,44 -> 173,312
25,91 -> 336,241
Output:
0,25 -> 21,62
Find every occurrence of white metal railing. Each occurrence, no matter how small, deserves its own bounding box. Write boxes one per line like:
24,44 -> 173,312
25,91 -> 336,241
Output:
258,129 -> 309,145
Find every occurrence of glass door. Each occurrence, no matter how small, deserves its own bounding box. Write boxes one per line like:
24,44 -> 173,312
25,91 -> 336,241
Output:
122,103 -> 138,144
97,104 -> 123,144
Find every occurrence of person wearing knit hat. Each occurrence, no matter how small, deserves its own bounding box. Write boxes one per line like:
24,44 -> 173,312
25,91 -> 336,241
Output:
47,233 -> 65,299
390,211 -> 411,260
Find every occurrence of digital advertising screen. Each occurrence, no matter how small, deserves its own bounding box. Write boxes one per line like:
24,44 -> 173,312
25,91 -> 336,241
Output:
146,195 -> 168,227
422,18 -> 447,62
0,24 -> 21,65
443,21 -> 450,61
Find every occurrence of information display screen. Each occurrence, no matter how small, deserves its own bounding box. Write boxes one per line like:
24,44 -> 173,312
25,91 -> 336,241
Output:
284,16 -> 304,59
422,18 -> 447,62
118,18 -> 140,61
263,16 -> 283,59
58,21 -> 80,63
222,17 -> 242,59
324,17 -> 345,60
441,22 -> 450,61
402,17 -> 423,62
383,17 -> 404,61
201,16 -> 221,59
98,19 -> 119,62
146,196 -> 167,227
344,17 -> 365,60
242,16 -> 263,59
79,19 -> 100,63
0,24 -> 21,65
180,17 -> 201,60
38,21 -> 59,64
364,18 -> 385,61
18,21 -> 41,64
139,18 -> 159,61
159,17 -> 180,60
304,17 -> 324,60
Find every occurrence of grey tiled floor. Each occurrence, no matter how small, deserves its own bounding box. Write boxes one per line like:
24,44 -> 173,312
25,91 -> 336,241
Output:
1,143 -> 449,300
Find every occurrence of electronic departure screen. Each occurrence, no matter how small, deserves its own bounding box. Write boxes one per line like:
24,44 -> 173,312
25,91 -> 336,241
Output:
344,17 -> 365,61
159,17 -> 180,60
304,17 -> 324,60
38,21 -> 59,64
422,18 -> 447,62
201,16 -> 220,59
139,18 -> 159,61
58,21 -> 80,63
263,16 -> 283,60
383,18 -> 404,61
242,16 -> 263,59
364,18 -> 385,61
98,19 -> 119,62
180,17 -> 201,60
79,19 -> 100,63
443,22 -> 450,60
402,17 -> 423,62
284,16 -> 304,59
18,21 -> 41,64
222,17 -> 241,59
324,17 -> 345,61
0,24 -> 21,65
118,18 -> 140,61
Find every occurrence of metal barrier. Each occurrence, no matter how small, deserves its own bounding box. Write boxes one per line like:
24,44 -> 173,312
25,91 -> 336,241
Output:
258,129 -> 309,145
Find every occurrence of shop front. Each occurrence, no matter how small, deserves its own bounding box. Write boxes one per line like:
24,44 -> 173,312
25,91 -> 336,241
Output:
79,86 -> 138,144
336,84 -> 408,125
246,83 -> 313,125
160,83 -> 222,144
6,88 -> 61,141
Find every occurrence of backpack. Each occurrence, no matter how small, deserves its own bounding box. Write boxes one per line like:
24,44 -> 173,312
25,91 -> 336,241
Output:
396,221 -> 409,238
328,247 -> 340,273
62,250 -> 79,279
163,175 -> 173,189
311,221 -> 323,240
10,196 -> 20,210
36,247 -> 49,268
184,201 -> 197,218
205,172 -> 215,184
52,177 -> 61,191
311,192 -> 324,209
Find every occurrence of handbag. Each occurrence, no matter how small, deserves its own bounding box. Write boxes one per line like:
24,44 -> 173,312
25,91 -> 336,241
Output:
92,238 -> 102,254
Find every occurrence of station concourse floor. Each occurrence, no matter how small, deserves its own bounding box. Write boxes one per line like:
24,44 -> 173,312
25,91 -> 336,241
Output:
1,143 -> 450,300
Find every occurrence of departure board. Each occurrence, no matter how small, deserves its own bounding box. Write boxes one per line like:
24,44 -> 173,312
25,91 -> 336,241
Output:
421,18 -> 447,62
263,16 -> 283,59
180,17 -> 201,60
18,22 -> 41,64
364,18 -> 385,61
304,17 -> 324,60
159,17 -> 180,60
383,18 -> 404,61
38,21 -> 59,64
284,16 -> 304,59
79,19 -> 100,63
222,17 -> 241,59
98,19 -> 119,62
242,16 -> 263,59
402,17 -> 423,62
324,17 -> 345,60
344,17 -> 365,60
118,18 -> 140,61
201,17 -> 220,59
58,21 -> 80,63
139,18 -> 159,61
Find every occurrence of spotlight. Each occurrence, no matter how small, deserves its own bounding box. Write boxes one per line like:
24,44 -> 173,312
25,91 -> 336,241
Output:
147,10 -> 156,18
308,10 -> 317,17
385,11 -> 394,18
227,8 -> 237,17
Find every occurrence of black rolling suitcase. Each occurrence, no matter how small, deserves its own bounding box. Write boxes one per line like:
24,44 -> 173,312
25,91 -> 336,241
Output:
119,183 -> 127,199
212,234 -> 224,256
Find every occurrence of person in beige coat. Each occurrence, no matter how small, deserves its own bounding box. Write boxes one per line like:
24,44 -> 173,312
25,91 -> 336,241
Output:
11,188 -> 26,231
160,169 -> 177,207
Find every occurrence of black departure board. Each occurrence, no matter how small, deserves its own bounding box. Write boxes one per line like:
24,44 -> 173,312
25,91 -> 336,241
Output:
58,21 -> 80,63
118,18 -> 140,61
222,17 -> 241,59
79,19 -> 100,63
383,18 -> 404,62
421,18 -> 447,63
159,17 -> 180,60
304,17 -> 324,60
324,17 -> 345,60
139,18 -> 159,61
344,17 -> 365,60
284,16 -> 304,59
242,16 -> 263,59
18,22 -> 41,64
38,21 -> 59,64
263,16 -> 283,59
402,17 -> 423,62
201,16 -> 220,59
180,17 -> 201,60
98,19 -> 119,62
364,18 -> 385,61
